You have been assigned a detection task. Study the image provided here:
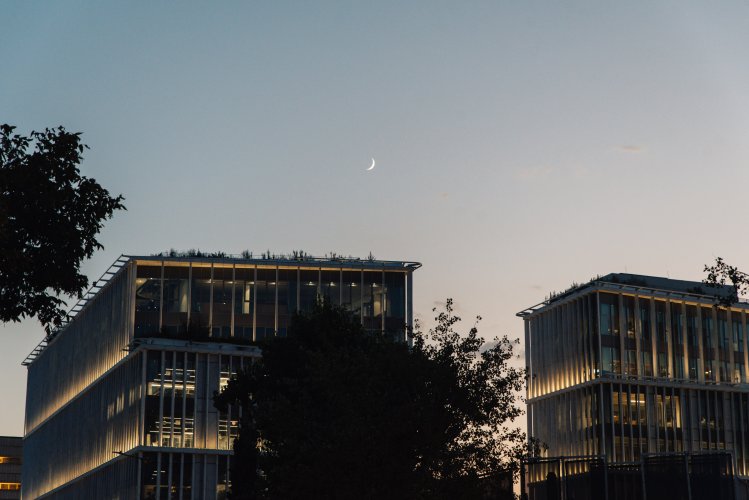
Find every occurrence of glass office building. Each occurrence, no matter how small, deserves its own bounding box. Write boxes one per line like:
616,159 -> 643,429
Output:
519,273 -> 749,477
22,254 -> 419,499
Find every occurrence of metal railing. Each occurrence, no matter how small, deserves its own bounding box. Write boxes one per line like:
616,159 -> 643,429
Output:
521,452 -> 736,500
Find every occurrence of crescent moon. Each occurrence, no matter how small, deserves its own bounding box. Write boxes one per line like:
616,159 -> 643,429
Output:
367,158 -> 375,171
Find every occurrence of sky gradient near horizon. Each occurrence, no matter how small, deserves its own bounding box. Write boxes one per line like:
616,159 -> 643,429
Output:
2,2 -> 749,435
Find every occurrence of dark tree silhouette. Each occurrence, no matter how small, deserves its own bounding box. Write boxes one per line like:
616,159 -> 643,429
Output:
214,299 -> 526,499
0,124 -> 125,333
703,257 -> 749,306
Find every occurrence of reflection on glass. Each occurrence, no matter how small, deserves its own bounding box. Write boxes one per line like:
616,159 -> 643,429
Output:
718,311 -> 729,351
144,351 -> 197,450
217,455 -> 229,500
733,315 -> 744,353
640,299 -> 651,341
599,293 -> 619,337
190,266 -> 211,336
140,452 -> 158,500
145,351 -> 162,446
299,269 -> 319,312
320,270 -> 340,306
362,271 -> 382,331
687,305 -> 700,380
602,346 -> 620,374
655,302 -> 667,350
641,350 -> 653,377
234,267 -> 254,341
163,266 -> 189,336
256,268 -> 276,339
277,269 -> 298,337
136,264 -> 161,337
384,272 -> 406,338
341,270 -> 362,318
624,297 -> 635,339
212,267 -> 233,338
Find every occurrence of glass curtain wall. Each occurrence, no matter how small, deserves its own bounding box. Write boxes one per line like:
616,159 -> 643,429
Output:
702,308 -> 716,381
384,272 -> 406,339
341,270 -> 362,319
599,293 -> 620,375
162,265 -> 189,337
733,312 -> 745,383
687,306 -> 700,380
671,303 -> 685,379
717,310 -> 730,383
277,269 -> 298,337
639,298 -> 653,377
140,452 -> 227,500
135,264 -> 161,337
298,269 -> 319,312
134,262 -> 409,343
362,271 -> 383,332
190,266 -> 211,338
254,268 -> 275,340
320,270 -> 340,306
234,267 -> 254,341
623,297 -> 637,377
144,350 -> 254,452
655,302 -> 668,378
212,267 -> 233,338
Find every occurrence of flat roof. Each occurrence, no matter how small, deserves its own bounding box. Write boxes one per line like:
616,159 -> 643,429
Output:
130,253 -> 422,270
517,272 -> 740,317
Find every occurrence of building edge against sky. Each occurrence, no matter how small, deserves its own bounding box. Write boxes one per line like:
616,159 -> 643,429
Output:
518,273 -> 749,481
22,253 -> 419,499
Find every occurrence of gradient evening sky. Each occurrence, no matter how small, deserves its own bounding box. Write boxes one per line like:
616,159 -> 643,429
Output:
2,2 -> 749,436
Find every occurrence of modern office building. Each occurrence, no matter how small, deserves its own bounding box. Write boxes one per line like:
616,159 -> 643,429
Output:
518,273 -> 749,476
0,436 -> 21,499
22,253 -> 419,499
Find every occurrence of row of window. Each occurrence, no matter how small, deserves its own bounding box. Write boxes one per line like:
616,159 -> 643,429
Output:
141,452 -> 229,500
530,384 -> 749,468
135,264 -> 408,341
599,293 -> 747,382
145,350 -> 247,451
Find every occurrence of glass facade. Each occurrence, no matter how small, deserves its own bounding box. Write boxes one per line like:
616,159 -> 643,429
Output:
134,261 -> 411,342
23,255 -> 417,499
523,279 -> 749,476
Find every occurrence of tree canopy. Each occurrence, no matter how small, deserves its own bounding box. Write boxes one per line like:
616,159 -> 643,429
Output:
703,257 -> 749,306
214,300 -> 525,499
0,124 -> 125,333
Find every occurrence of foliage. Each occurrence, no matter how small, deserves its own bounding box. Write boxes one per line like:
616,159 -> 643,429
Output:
214,299 -> 526,499
0,124 -> 124,333
703,257 -> 749,306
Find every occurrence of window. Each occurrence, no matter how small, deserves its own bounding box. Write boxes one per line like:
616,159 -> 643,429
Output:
733,316 -> 744,353
602,346 -> 621,374
599,293 -> 619,337
640,299 -> 651,341
212,266 -> 233,338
